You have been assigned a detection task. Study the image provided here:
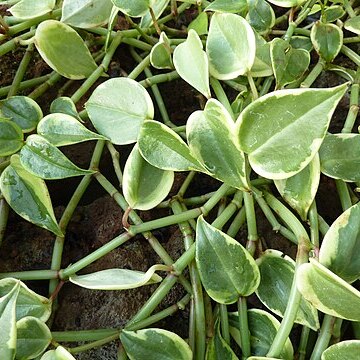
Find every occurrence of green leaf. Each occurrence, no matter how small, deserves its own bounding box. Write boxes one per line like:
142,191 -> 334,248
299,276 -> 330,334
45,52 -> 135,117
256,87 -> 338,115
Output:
9,0 -> 55,19
321,6 -> 346,23
61,0 -> 114,28
196,216 -> 260,304
247,0 -> 275,34
266,0 -> 306,8
297,259 -> 360,321
270,38 -> 310,89
274,154 -> 320,220
206,13 -> 256,80
0,282 -> 19,360
188,12 -> 208,36
311,22 -> 343,63
20,134 -> 94,179
16,317 -> 52,359
34,20 -> 98,80
250,34 -> 273,77
322,340 -> 360,360
205,0 -> 248,13
187,99 -> 249,190
319,134 -> 360,182
50,97 -> 80,119
150,32 -> 173,70
0,96 -> 43,132
0,278 -> 52,322
140,0 -> 169,27
319,202 -> 360,283
0,119 -> 23,156
289,36 -> 313,51
123,144 -> 174,211
237,84 -> 347,179
344,16 -> 360,35
112,0 -> 149,17
256,250 -> 320,330
173,29 -> 211,99
121,328 -> 192,360
41,346 -> 76,360
37,113 -> 106,146
86,77 -> 154,145
138,120 -> 204,172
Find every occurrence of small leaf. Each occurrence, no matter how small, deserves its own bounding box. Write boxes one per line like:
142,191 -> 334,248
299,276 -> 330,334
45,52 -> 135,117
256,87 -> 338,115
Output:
344,16 -> 360,35
50,97 -> 79,119
150,32 -> 173,70
121,328 -> 192,360
289,36 -> 313,51
140,0 -> 169,28
297,259 -> 360,321
112,0 -> 149,17
20,135 -> 94,179
35,20 -> 98,80
138,120 -> 204,172
70,265 -> 162,290
37,113 -> 106,146
205,0 -> 248,13
196,216 -> 260,304
250,34 -> 273,77
275,154 -> 320,220
247,0 -> 275,34
173,29 -> 211,98
0,119 -> 23,156
256,250 -> 319,330
319,134 -> 360,182
86,77 -> 154,145
321,6 -> 346,23
187,99 -> 249,190
206,13 -> 256,80
16,317 -> 52,359
188,12 -> 208,36
311,22 -> 343,63
9,0 -> 55,19
322,340 -> 360,360
266,0 -> 306,8
123,144 -> 174,211
0,155 -> 62,236
237,84 -> 347,179
41,346 -> 76,360
0,96 -> 43,132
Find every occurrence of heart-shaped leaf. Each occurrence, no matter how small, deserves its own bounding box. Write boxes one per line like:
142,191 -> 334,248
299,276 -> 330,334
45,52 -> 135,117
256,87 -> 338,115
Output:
35,20 -> 98,79
196,216 -> 260,304
322,340 -> 360,360
206,13 -> 256,80
86,77 -> 154,145
9,0 -> 55,19
150,32 -> 173,70
0,119 -> 23,156
112,0 -> 149,17
50,97 -> 80,119
187,99 -> 249,190
173,29 -> 211,98
0,155 -> 62,236
344,16 -> 360,35
247,0 -> 275,34
37,113 -> 106,146
205,0 -> 248,13
237,84 -> 347,179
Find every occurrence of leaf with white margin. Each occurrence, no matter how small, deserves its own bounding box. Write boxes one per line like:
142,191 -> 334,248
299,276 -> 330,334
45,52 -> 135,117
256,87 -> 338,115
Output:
150,32 -> 173,70
86,78 -> 154,145
138,120 -> 205,172
267,0 -> 306,8
0,155 -> 62,236
37,113 -> 106,146
247,0 -> 275,34
188,12 -> 208,36
319,133 -> 360,182
9,0 -> 55,19
140,0 -> 169,27
0,119 -> 23,157
174,29 -> 211,99
256,250 -> 319,330
61,0 -> 113,28
123,144 -> 174,210
275,154 -> 320,220
111,0 -> 149,17
205,0 -> 248,13
237,84 -> 347,180
250,33 -> 273,78
187,99 -> 249,190
35,20 -> 97,80
50,97 -> 80,120
319,202 -> 360,283
206,13 -> 256,80
41,346 -> 76,360
297,259 -> 360,321
196,216 -> 260,304
70,265 -> 163,290
344,16 -> 360,35
121,328 -> 192,360
322,340 -> 360,360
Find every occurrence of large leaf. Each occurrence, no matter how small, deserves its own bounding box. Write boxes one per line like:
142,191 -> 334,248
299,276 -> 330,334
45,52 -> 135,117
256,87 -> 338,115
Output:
0,155 -> 62,236
37,113 -> 106,146
138,120 -> 204,172
187,99 -> 249,190
123,144 -> 174,211
61,0 -> 114,28
41,346 -> 76,360
16,317 -> 52,359
173,29 -> 211,99
297,259 -> 360,321
237,84 -> 347,179
20,135 -> 94,179
112,0 -> 149,17
322,340 -> 360,360
256,250 -> 319,330
196,216 -> 260,304
121,328 -> 192,360
319,203 -> 360,283
0,119 -> 23,157
206,13 -> 256,80
319,133 -> 360,182
86,78 -> 154,145
274,154 -> 320,220
9,0 -> 55,19
34,20 -> 98,80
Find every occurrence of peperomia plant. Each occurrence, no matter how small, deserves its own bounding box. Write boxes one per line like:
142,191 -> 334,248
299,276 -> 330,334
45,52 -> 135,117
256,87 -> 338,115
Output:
0,0 -> 359,359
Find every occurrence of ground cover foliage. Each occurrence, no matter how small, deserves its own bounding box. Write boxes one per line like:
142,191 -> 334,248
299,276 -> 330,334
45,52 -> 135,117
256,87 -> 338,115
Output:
0,0 -> 360,359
